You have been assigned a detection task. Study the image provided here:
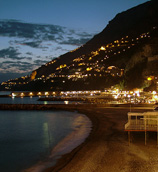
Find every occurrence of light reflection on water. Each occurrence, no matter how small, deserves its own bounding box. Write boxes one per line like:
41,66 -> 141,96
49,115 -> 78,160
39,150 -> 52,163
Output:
0,97 -> 80,104
43,122 -> 50,149
0,110 -> 91,172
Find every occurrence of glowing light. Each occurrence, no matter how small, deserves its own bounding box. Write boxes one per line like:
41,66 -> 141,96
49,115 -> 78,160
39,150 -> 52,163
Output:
12,93 -> 15,97
114,40 -> 119,43
147,77 -> 152,81
45,92 -> 49,97
137,93 -> 140,97
64,101 -> 69,104
100,46 -> 106,50
152,91 -> 156,95
114,95 -> 118,99
38,92 -> 41,95
20,93 -> 24,97
44,101 -> 48,105
107,66 -> 115,70
86,67 -> 92,71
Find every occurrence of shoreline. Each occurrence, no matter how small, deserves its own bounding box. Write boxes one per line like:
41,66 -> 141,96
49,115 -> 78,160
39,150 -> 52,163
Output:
42,106 -> 100,172
1,104 -> 158,172
22,111 -> 92,172
43,105 -> 158,172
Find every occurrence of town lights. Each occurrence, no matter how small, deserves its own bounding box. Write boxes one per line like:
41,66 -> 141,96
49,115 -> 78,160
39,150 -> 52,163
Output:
100,46 -> 106,50
29,92 -> 33,96
64,101 -> 69,104
147,77 -> 152,81
114,95 -> 118,99
12,93 -> 16,98
20,93 -> 24,98
38,92 -> 41,95
29,92 -> 33,98
45,92 -> 49,97
38,92 -> 41,97
152,91 -> 157,95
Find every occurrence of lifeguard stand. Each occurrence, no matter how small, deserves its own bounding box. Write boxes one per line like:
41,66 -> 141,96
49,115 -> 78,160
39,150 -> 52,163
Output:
125,111 -> 158,145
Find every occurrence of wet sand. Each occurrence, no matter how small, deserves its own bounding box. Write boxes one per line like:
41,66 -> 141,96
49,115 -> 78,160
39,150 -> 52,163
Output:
44,106 -> 158,172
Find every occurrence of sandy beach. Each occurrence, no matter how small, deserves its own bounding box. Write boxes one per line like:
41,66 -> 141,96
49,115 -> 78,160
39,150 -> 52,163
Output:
42,105 -> 158,172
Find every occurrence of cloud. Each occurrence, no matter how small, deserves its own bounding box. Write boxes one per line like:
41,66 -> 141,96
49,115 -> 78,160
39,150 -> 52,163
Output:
24,41 -> 42,48
0,47 -> 25,60
59,37 -> 91,46
45,56 -> 53,59
0,20 -> 96,76
0,47 -> 33,61
26,57 -> 32,61
0,20 -> 94,47
54,46 -> 70,52
43,34 -> 56,41
68,29 -> 76,35
26,52 -> 33,55
0,20 -> 65,41
0,47 -> 32,61
0,20 -> 35,38
18,64 -> 33,71
2,60 -> 31,66
14,39 -> 49,49
0,60 -> 33,73
13,40 -> 42,48
76,32 -> 95,38
34,59 -> 49,65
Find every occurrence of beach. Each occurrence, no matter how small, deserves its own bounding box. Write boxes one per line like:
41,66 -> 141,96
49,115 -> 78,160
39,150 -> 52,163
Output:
43,105 -> 158,172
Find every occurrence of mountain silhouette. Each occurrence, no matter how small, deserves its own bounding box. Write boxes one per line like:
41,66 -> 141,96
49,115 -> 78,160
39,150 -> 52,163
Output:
1,0 -> 158,91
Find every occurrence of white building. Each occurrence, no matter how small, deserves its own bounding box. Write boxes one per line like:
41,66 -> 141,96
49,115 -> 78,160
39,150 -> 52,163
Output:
125,111 -> 158,145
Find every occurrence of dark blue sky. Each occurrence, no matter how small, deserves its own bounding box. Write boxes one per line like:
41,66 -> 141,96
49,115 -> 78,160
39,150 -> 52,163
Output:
0,0 -> 149,82
0,0 -> 149,32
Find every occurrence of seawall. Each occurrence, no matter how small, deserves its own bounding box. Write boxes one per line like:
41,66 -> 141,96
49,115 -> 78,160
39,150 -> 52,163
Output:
0,103 -> 153,111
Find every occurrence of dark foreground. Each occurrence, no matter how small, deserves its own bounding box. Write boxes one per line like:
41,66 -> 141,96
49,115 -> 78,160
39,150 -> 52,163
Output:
44,105 -> 158,172
1,104 -> 158,172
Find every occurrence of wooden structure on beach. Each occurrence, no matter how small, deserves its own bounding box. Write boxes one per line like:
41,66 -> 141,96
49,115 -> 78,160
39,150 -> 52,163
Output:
125,111 -> 158,145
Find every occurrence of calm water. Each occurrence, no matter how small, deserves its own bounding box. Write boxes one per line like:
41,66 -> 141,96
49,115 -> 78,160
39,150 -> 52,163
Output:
0,110 -> 92,172
0,97 -> 81,104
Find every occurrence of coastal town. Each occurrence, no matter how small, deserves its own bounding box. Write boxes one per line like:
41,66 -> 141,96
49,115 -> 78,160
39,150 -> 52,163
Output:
1,0 -> 158,172
1,26 -> 157,92
4,88 -> 158,105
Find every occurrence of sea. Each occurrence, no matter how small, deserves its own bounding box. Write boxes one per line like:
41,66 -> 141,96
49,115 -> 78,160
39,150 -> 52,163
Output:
0,96 -> 80,105
0,93 -> 92,172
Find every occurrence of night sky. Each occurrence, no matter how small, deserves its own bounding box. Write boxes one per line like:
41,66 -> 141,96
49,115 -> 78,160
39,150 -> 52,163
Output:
0,0 -> 149,82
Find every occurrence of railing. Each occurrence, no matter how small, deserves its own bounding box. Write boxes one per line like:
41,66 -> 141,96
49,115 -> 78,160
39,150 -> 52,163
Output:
125,119 -> 158,131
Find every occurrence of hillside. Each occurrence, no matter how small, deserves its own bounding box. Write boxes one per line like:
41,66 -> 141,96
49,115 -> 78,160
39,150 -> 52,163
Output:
1,0 -> 158,91
0,19 -> 94,82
